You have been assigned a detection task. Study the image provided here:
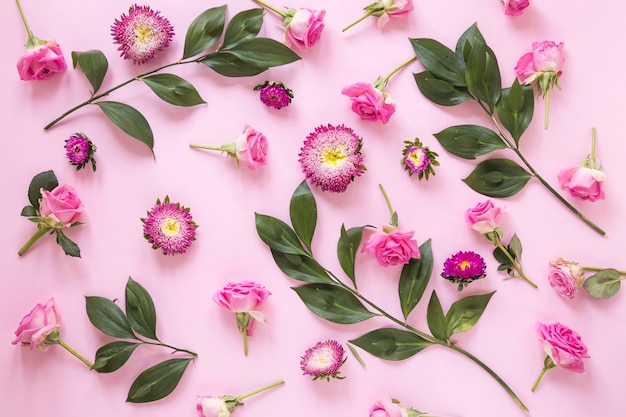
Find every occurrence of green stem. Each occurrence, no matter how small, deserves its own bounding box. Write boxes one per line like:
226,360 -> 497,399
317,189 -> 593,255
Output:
189,144 -> 224,151
582,266 -> 626,275
243,330 -> 249,356
544,88 -> 550,130
590,127 -> 596,163
381,56 -> 417,84
378,184 -> 396,225
493,239 -> 538,288
57,339 -> 93,368
18,226 -> 51,256
143,341 -> 197,358
234,380 -> 284,402
342,10 -> 375,32
252,0 -> 286,17
15,0 -> 34,41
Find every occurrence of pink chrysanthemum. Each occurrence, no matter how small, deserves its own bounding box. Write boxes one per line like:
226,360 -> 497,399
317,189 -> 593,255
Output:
141,196 -> 198,256
65,133 -> 97,171
111,5 -> 174,65
300,340 -> 346,381
298,124 -> 366,193
401,138 -> 439,180
254,81 -> 294,109
442,250 -> 487,291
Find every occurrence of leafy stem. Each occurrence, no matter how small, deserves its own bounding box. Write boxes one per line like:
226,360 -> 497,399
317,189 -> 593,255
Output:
234,380 -> 285,402
342,10 -> 375,32
381,56 -> 417,85
252,0 -> 287,17
18,226 -> 50,256
57,339 -> 94,368
492,239 -> 537,288
143,340 -> 197,358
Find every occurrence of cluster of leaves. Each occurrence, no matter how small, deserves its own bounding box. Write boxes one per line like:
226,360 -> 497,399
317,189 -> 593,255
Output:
492,232 -> 523,277
86,277 -> 197,403
45,6 -> 301,154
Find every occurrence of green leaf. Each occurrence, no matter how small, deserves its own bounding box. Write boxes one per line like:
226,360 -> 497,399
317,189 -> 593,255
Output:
349,328 -> 433,361
225,38 -> 301,69
508,233 -> 523,261
446,292 -> 495,336
413,71 -> 471,106
337,225 -> 366,287
493,246 -> 513,274
409,38 -> 466,87
21,206 -> 37,217
142,74 -> 206,107
463,158 -> 532,198
434,125 -> 507,160
292,283 -> 377,324
95,101 -> 154,153
270,249 -> 332,283
28,170 -> 58,210
455,23 -> 486,63
85,296 -> 137,339
290,180 -> 316,254
426,291 -> 447,341
398,239 -> 433,320
125,277 -> 158,340
92,341 -> 141,373
182,5 -> 226,59
496,78 -> 534,146
255,213 -> 308,256
201,52 -> 266,77
71,50 -> 108,94
221,8 -> 263,49
55,230 -> 81,257
465,42 -> 501,113
583,269 -> 621,299
126,358 -> 193,403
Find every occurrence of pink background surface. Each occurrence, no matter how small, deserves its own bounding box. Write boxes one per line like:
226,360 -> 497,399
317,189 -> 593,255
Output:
2,1 -> 624,416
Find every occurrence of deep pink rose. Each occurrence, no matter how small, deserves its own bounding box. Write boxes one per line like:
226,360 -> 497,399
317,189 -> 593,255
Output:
536,322 -> 589,373
376,0 -> 414,28
196,396 -> 231,417
361,226 -> 420,267
465,200 -> 502,234
235,125 -> 268,170
515,41 -> 564,84
502,0 -> 530,16
17,40 -> 67,81
558,166 -> 605,202
548,258 -> 584,299
370,400 -> 409,417
341,82 -> 396,124
39,184 -> 84,228
213,281 -> 271,335
12,298 -> 61,351
284,8 -> 325,49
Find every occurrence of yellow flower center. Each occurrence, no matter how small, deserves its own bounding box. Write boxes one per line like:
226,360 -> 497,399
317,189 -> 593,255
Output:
408,150 -> 424,166
135,24 -> 154,43
322,146 -> 347,167
161,218 -> 180,236
459,260 -> 471,271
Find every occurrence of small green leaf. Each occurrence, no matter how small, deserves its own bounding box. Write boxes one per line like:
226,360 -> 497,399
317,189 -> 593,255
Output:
409,38 -> 466,87
434,125 -> 507,160
349,328 -> 433,361
413,71 -> 471,106
142,74 -> 206,107
398,239 -> 433,320
463,158 -> 532,198
225,38 -> 301,68
221,8 -> 263,49
21,206 -> 37,217
95,101 -> 154,153
292,283 -> 377,324
455,23 -> 486,62
55,230 -> 81,257
290,180 -> 316,254
508,234 -> 523,261
583,269 -> 621,299
71,50 -> 108,94
126,358 -> 193,403
125,277 -> 158,340
255,213 -> 308,256
446,292 -> 495,336
85,296 -> 137,339
337,225 -> 366,287
493,246 -> 513,274
182,5 -> 226,59
426,291 -> 447,341
27,170 -> 58,210
496,78 -> 534,146
201,52 -> 266,77
270,249 -> 332,283
465,42 -> 502,113
92,341 -> 141,373
347,343 -> 367,368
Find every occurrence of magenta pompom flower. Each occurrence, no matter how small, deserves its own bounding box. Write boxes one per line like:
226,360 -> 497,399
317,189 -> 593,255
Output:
442,251 -> 487,291
254,81 -> 294,109
111,5 -> 175,65
300,339 -> 346,381
299,124 -> 366,193
65,133 -> 97,171
141,196 -> 198,256
402,138 -> 439,180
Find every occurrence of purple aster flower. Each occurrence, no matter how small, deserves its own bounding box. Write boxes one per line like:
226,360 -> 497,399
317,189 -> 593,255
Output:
298,124 -> 366,193
65,133 -> 97,171
141,196 -> 198,256
300,340 -> 346,381
254,81 -> 294,109
442,251 -> 487,291
111,5 -> 175,65
402,138 -> 439,180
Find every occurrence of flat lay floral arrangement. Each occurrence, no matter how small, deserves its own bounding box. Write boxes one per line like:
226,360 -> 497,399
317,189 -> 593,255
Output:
3,1 -> 624,417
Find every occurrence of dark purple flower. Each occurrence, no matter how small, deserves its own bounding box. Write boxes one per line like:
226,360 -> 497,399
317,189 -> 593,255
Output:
65,133 -> 97,171
254,81 -> 294,109
442,250 -> 487,291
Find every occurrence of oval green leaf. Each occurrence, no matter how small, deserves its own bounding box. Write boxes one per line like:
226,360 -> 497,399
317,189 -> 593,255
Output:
337,225 -> 366,286
583,269 -> 621,299
255,213 -> 308,255
126,358 -> 193,403
201,52 -> 266,77
496,78 -> 534,146
426,291 -> 448,341
398,239 -> 433,320
21,205 -> 37,217
71,50 -> 108,94
271,249 -> 332,283
465,43 -> 501,113
182,6 -> 226,59
142,74 -> 206,107
413,71 -> 471,106
225,38 -> 301,68
409,38 -> 466,87
125,277 -> 158,340
349,328 -> 433,361
455,23 -> 486,62
290,180 -> 316,254
85,296 -> 137,339
463,158 -> 532,197
95,101 -> 154,153
221,8 -> 263,49
292,283 -> 377,324
92,341 -> 141,373
27,170 -> 58,210
445,291 -> 495,336
434,125 -> 506,160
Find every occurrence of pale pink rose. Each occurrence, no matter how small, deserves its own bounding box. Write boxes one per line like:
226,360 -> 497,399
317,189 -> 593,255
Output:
17,40 -> 67,81
548,258 -> 585,299
213,281 -> 271,335
376,0 -> 414,28
558,166 -> 605,202
235,125 -> 268,170
465,200 -> 502,234
341,82 -> 396,124
39,184 -> 84,228
515,41 -> 564,84
361,226 -> 420,267
12,298 -> 61,351
536,322 -> 589,373
285,8 -> 325,49
370,400 -> 409,417
502,0 -> 530,16
196,396 -> 231,417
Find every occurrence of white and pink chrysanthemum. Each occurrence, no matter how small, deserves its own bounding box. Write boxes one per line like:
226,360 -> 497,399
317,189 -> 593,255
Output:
111,5 -> 175,65
141,196 -> 198,256
300,339 -> 346,381
401,138 -> 439,180
298,124 -> 366,193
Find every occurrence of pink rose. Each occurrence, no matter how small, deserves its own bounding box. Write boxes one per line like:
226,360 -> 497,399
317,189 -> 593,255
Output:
235,125 -> 268,170
12,298 -> 61,351
515,41 -> 564,84
196,396 -> 231,417
548,258 -> 585,299
377,0 -> 414,28
284,8 -> 326,49
558,166 -> 605,202
39,183 -> 84,228
465,200 -> 502,234
17,40 -> 67,81
536,322 -> 589,373
341,82 -> 396,124
502,0 -> 530,16
213,281 -> 271,336
370,400 -> 409,417
361,226 -> 420,267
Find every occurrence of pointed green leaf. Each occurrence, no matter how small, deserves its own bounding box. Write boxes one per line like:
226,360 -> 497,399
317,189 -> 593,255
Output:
142,74 -> 206,107
493,246 -> 513,274
92,341 -> 141,373
496,79 -> 534,146
508,233 -> 523,261
398,239 -> 433,320
583,269 -> 621,299
255,213 -> 308,255
95,101 -> 153,153
221,8 -> 263,49
182,6 -> 226,59
292,283 -> 377,324
434,125 -> 507,160
426,291 -> 447,341
455,23 -> 486,63
71,50 -> 108,94
126,358 -> 193,403
125,277 -> 158,340
21,205 -> 37,217
337,225 -> 366,287
27,170 -> 58,210
290,180 -> 316,254
446,292 -> 495,336
226,38 -> 301,68
201,52 -> 266,77
270,249 -> 331,283
413,71 -> 471,106
463,158 -> 532,198
85,296 -> 137,339
409,38 -> 466,87
465,42 -> 501,113
349,328 -> 433,361
55,230 -> 81,257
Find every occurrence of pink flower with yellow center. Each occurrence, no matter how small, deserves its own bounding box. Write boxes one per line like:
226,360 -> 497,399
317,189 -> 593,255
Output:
401,138 -> 439,180
442,250 -> 487,291
141,196 -> 198,256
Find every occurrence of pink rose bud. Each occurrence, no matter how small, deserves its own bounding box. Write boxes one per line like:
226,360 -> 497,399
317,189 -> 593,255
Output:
502,0 -> 530,16
17,40 -> 67,81
341,82 -> 396,124
369,400 -> 409,417
39,184 -> 84,228
12,298 -> 62,351
361,226 -> 420,267
284,8 -> 326,49
196,396 -> 231,417
235,125 -> 268,170
535,322 -> 589,373
465,199 -> 502,234
557,166 -> 605,202
548,258 -> 585,299
377,0 -> 414,28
